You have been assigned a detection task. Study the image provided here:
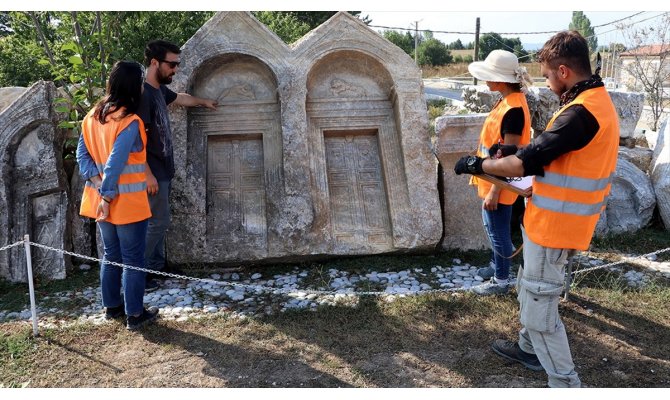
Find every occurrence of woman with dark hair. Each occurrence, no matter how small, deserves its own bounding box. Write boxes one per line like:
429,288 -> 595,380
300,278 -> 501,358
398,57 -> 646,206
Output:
466,50 -> 533,296
76,60 -> 158,330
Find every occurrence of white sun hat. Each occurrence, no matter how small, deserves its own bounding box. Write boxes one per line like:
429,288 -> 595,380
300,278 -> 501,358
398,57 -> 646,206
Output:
468,50 -> 531,87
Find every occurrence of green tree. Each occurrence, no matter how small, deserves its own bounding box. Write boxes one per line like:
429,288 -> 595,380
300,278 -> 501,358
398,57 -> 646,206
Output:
252,11 -> 364,44
569,11 -> 598,53
0,12 -> 12,37
417,38 -> 452,66
252,12 -> 312,44
110,12 -> 215,63
0,12 -> 53,86
382,30 -> 414,55
478,32 -> 528,60
0,11 -> 214,88
448,39 -> 464,50
0,11 -> 214,159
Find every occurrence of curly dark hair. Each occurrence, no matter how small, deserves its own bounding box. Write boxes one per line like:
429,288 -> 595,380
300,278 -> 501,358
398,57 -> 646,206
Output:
536,31 -> 592,76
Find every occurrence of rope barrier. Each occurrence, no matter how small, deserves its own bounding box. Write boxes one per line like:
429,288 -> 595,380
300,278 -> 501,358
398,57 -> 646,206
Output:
0,240 -> 25,252
570,247 -> 670,276
25,240 -> 472,297
2,239 -> 668,299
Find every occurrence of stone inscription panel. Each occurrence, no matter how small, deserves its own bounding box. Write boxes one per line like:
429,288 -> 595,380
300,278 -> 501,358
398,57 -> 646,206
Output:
207,135 -> 267,247
324,130 -> 392,247
31,193 -> 66,279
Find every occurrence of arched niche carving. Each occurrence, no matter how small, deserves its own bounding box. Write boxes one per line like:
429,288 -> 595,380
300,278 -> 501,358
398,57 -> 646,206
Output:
306,50 -> 407,252
186,54 -> 281,258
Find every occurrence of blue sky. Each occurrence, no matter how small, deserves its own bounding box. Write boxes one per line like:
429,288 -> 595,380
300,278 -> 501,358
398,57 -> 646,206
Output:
359,11 -> 665,49
13,0 -> 667,51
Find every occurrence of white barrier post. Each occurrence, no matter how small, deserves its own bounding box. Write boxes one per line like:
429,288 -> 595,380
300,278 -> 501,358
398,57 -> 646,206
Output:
23,234 -> 39,337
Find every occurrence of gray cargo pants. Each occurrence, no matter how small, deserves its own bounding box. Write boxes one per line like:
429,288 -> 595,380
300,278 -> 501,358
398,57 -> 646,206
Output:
517,227 -> 582,388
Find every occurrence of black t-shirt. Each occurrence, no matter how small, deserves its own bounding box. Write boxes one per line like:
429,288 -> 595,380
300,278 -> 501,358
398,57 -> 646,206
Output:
138,82 -> 178,181
516,104 -> 600,176
501,107 -> 525,138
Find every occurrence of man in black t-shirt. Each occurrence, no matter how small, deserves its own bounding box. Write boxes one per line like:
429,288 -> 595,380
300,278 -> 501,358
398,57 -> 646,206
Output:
139,40 -> 218,291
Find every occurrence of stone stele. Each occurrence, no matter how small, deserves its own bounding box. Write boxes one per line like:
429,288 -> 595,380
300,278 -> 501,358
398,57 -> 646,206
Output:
434,113 -> 491,250
0,81 -> 70,282
165,12 -> 442,265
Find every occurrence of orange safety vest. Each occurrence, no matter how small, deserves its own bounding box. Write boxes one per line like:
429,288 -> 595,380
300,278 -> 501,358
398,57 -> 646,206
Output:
471,92 -> 531,205
79,108 -> 151,225
524,86 -> 619,250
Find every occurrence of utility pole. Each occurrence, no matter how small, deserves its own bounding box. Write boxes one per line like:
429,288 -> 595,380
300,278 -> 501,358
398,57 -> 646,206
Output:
473,17 -> 480,85
414,21 -> 419,65
611,43 -> 617,85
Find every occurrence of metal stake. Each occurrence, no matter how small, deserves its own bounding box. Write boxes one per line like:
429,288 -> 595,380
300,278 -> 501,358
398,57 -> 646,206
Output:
24,235 -> 39,337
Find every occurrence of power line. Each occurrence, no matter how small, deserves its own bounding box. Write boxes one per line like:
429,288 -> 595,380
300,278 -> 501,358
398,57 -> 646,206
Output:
368,11 -> 661,38
589,12 -> 670,40
368,24 -> 474,35
591,11 -> 645,28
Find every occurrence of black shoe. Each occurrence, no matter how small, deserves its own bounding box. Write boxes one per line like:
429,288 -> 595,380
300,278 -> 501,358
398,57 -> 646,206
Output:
104,304 -> 125,320
145,279 -> 160,292
491,339 -> 544,372
126,307 -> 159,331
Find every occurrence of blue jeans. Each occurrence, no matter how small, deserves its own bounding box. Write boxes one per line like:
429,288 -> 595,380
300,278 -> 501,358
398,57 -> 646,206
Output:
145,180 -> 171,272
98,219 -> 149,316
482,204 -> 513,280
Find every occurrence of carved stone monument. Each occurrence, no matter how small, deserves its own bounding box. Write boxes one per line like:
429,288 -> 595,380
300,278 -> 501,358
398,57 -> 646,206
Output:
0,81 -> 70,282
166,12 -> 441,265
434,114 -> 490,250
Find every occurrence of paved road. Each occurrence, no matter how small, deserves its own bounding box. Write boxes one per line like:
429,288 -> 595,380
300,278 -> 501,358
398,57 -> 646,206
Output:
423,86 -> 463,101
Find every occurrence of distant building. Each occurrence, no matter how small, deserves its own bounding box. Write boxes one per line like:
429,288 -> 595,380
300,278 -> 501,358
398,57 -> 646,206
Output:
619,44 -> 670,94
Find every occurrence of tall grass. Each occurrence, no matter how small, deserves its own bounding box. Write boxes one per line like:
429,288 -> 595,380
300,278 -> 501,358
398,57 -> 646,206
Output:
422,62 -> 541,79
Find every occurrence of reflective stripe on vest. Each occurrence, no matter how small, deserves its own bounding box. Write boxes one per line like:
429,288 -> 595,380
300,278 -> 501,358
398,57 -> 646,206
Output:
530,193 -> 607,216
96,162 -> 145,175
535,171 -> 614,193
85,179 -> 147,194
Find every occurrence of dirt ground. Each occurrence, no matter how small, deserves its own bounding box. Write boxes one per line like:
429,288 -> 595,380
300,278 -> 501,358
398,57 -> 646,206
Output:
2,285 -> 669,389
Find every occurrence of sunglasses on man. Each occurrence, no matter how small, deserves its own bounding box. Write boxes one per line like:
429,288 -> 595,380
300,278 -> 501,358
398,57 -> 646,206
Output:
158,59 -> 180,68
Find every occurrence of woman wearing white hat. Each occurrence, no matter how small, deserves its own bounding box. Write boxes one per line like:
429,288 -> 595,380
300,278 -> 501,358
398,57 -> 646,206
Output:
467,49 -> 534,296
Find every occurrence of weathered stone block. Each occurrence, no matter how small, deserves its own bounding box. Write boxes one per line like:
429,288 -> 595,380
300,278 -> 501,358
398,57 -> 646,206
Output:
608,91 -> 644,138
70,164 -> 95,260
596,157 -> 656,236
0,81 -> 70,282
651,120 -> 670,230
165,12 -> 441,266
435,114 -> 490,250
618,146 -> 654,173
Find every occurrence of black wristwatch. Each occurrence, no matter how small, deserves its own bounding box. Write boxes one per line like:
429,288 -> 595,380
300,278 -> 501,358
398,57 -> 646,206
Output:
466,156 -> 480,174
